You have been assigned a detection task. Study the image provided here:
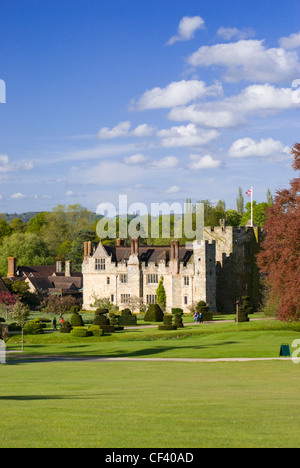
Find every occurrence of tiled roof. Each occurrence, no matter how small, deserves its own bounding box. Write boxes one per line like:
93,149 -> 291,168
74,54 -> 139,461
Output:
103,245 -> 193,265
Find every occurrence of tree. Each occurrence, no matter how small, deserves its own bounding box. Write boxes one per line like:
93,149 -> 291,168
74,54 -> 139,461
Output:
40,295 -> 79,317
12,302 -> 31,352
236,187 -> 245,215
10,218 -> 27,233
0,291 -> 19,321
226,209 -> 242,226
156,277 -> 167,310
257,143 -> 300,321
240,201 -> 270,227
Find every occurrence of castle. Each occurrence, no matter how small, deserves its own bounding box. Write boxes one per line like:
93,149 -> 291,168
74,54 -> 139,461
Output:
82,221 -> 262,313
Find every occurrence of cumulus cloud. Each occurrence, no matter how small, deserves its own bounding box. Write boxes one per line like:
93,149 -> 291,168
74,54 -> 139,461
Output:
10,192 -> 26,199
124,153 -> 148,165
158,124 -> 219,147
167,16 -> 205,46
187,39 -> 300,83
279,31 -> 300,50
98,121 -> 154,140
0,154 -> 34,173
228,137 -> 290,159
188,154 -> 222,170
217,27 -> 255,41
134,80 -> 222,110
151,156 -> 179,169
165,185 -> 181,194
168,84 -> 300,128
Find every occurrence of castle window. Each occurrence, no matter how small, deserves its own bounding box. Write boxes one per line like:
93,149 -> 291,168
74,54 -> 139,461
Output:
147,274 -> 158,284
184,296 -> 188,305
121,294 -> 130,304
95,258 -> 106,271
111,294 -> 114,303
120,274 -> 128,284
107,277 -> 110,285
184,276 -> 190,286
146,294 -> 157,304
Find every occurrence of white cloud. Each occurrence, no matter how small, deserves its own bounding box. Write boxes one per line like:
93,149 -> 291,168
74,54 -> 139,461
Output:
124,153 -> 148,165
134,80 -> 222,110
0,154 -> 34,173
187,39 -> 300,83
158,124 -> 219,147
151,156 -> 179,169
98,121 -> 154,139
279,31 -> 300,50
217,27 -> 255,41
168,84 -> 300,128
188,154 -> 222,170
11,192 -> 26,199
167,16 -> 205,46
165,185 -> 181,194
228,137 -> 290,159
66,190 -> 74,197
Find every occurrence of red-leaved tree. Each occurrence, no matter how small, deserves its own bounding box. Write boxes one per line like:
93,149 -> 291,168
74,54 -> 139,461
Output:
257,143 -> 300,321
0,291 -> 19,320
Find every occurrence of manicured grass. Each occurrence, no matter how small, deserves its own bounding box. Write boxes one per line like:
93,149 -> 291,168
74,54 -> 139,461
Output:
6,319 -> 300,360
0,360 -> 300,448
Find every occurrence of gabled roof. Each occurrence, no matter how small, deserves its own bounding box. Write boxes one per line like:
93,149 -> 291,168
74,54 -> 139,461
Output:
102,244 -> 193,266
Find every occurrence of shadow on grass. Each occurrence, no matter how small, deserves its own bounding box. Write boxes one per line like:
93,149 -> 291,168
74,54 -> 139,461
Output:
6,340 -> 239,364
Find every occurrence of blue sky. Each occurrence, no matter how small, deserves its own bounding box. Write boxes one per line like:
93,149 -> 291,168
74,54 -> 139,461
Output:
0,0 -> 299,214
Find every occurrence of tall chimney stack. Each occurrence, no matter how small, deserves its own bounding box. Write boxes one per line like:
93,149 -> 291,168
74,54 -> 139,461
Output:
7,257 -> 16,278
65,260 -> 72,277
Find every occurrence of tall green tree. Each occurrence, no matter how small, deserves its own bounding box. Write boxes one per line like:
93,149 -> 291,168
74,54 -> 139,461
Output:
236,187 -> 245,215
156,277 -> 167,311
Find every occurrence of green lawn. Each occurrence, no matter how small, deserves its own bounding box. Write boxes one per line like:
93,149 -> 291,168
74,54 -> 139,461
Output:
0,360 -> 300,448
2,317 -> 300,448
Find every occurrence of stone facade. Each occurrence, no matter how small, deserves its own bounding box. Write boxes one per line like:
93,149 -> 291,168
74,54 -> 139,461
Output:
82,223 -> 261,314
82,238 -> 216,313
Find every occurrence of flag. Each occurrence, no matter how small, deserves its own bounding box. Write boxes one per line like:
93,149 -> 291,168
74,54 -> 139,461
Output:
246,189 -> 252,197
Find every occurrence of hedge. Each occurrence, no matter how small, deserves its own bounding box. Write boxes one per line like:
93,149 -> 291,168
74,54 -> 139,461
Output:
70,327 -> 93,337
144,304 -> 164,322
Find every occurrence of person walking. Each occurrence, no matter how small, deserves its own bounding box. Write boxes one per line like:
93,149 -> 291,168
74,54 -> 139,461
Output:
53,317 -> 57,331
194,311 -> 199,324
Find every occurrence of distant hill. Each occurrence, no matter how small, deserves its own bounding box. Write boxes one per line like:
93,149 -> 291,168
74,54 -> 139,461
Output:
3,212 -> 42,223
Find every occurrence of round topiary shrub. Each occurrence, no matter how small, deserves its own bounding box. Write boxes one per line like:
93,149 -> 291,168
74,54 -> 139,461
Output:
70,312 -> 84,327
70,327 -> 92,337
121,308 -> 132,316
24,322 -> 44,335
144,304 -> 164,322
196,301 -> 213,322
60,320 -> 73,334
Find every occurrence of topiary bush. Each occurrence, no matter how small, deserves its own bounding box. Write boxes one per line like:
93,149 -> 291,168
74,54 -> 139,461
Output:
158,314 -> 177,331
70,312 -> 84,327
173,311 -> 184,328
236,296 -> 252,323
70,327 -> 92,337
144,304 -> 164,322
118,309 -> 137,326
60,320 -> 73,334
88,325 -> 104,336
196,301 -> 213,321
24,322 -> 44,335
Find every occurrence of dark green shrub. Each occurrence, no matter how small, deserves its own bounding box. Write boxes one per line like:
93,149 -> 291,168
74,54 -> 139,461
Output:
70,306 -> 80,314
196,301 -> 213,321
8,322 -> 21,332
173,314 -> 184,328
121,308 -> 132,316
144,304 -> 164,322
158,314 -> 177,331
236,296 -> 252,323
0,317 -> 6,323
24,322 -> 44,335
70,327 -> 92,337
70,312 -> 84,327
171,308 -> 183,315
93,313 -> 109,326
31,318 -> 47,328
37,317 -> 51,324
60,321 -> 73,333
118,315 -> 137,326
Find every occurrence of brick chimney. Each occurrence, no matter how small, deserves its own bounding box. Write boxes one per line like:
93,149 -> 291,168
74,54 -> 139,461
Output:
84,242 -> 88,258
87,241 -> 92,256
7,257 -> 16,278
131,238 -> 135,256
134,238 -> 139,256
65,260 -> 72,277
